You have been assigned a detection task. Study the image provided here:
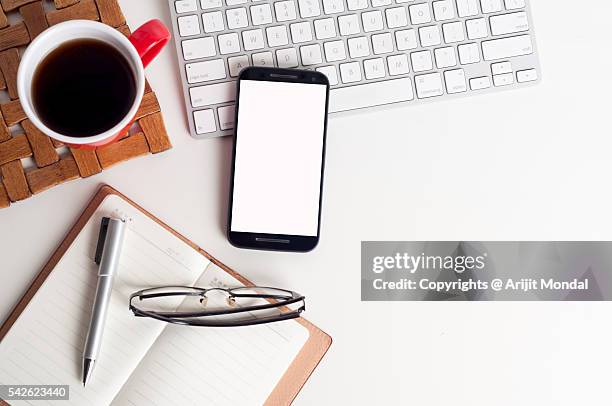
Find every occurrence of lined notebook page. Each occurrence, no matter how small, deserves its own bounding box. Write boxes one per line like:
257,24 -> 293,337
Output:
0,195 -> 209,405
112,262 -> 309,406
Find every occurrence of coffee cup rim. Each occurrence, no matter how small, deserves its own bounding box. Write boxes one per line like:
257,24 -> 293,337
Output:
17,20 -> 146,145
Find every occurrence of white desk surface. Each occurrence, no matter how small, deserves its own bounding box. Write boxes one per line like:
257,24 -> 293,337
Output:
1,1 -> 611,405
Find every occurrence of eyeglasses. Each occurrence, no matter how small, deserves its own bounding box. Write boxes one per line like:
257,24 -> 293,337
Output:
129,286 -> 305,327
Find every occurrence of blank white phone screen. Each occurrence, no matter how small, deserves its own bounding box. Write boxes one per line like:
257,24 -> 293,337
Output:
231,79 -> 327,236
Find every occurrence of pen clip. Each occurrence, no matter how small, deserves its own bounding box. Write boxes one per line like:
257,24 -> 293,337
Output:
95,217 -> 110,265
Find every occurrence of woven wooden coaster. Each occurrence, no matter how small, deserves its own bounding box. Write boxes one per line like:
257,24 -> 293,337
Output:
0,0 -> 172,209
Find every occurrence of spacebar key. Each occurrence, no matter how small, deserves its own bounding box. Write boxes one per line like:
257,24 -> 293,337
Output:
329,78 -> 414,113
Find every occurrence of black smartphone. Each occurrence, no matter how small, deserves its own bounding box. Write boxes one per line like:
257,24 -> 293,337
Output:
227,67 -> 330,252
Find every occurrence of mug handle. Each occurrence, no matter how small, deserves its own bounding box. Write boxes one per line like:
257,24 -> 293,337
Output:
128,19 -> 171,68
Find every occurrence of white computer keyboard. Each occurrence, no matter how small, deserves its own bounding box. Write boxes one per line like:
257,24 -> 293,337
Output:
168,0 -> 540,138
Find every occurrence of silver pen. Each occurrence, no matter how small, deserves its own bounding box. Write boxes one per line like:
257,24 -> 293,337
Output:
82,217 -> 126,386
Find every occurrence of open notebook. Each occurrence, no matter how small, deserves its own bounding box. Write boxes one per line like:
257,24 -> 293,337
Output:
0,186 -> 330,405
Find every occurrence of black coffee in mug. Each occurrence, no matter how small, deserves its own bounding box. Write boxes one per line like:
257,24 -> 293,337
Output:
32,39 -> 137,138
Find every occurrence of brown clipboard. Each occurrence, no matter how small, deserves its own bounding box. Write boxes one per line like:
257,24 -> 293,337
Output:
0,185 -> 332,406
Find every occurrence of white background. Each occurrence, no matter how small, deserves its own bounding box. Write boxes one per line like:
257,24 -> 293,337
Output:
231,80 -> 326,236
1,1 -> 611,405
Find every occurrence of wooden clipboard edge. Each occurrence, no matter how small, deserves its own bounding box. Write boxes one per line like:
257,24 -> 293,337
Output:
0,184 -> 332,406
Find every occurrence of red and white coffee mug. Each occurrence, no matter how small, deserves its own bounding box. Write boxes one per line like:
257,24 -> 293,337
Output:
17,19 -> 170,149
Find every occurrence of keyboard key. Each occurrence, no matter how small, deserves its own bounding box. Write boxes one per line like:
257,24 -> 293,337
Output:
443,69 -> 467,93
322,0 -> 344,14
395,29 -> 418,50
362,10 -> 383,32
481,34 -> 533,60
252,51 -> 274,66
415,72 -> 444,98
505,0 -> 525,10
340,62 -> 362,83
517,68 -> 538,83
251,4 -> 273,25
226,0 -> 246,5
372,33 -> 393,55
385,7 -> 408,29
363,58 -> 385,79
480,0 -> 503,13
298,0 -> 321,17
242,29 -> 265,51
226,8 -> 248,29
329,78 -> 414,112
387,54 -> 410,75
434,46 -> 456,68
410,50 -> 433,72
186,59 -> 226,83
490,12 -> 529,36
433,0 -> 455,21
190,81 -> 236,107
178,15 -> 200,36
175,0 -> 197,14
276,48 -> 299,67
290,21 -> 313,43
275,0 -> 297,21
316,65 -> 339,85
338,14 -> 360,36
194,109 -> 217,134
347,0 -> 367,10
324,40 -> 347,62
456,0 -> 479,17
348,37 -> 370,58
218,105 -> 235,130
266,25 -> 289,47
228,55 -> 250,76
372,0 -> 391,6
442,21 -> 464,43
469,76 -> 491,90
182,37 -> 216,60
419,25 -> 441,47
409,3 -> 431,25
300,44 -> 323,65
491,61 -> 512,75
493,72 -> 514,86
218,32 -> 240,54
202,11 -> 225,33
458,43 -> 480,64
201,0 -> 222,9
466,18 -> 488,39
314,18 -> 337,39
